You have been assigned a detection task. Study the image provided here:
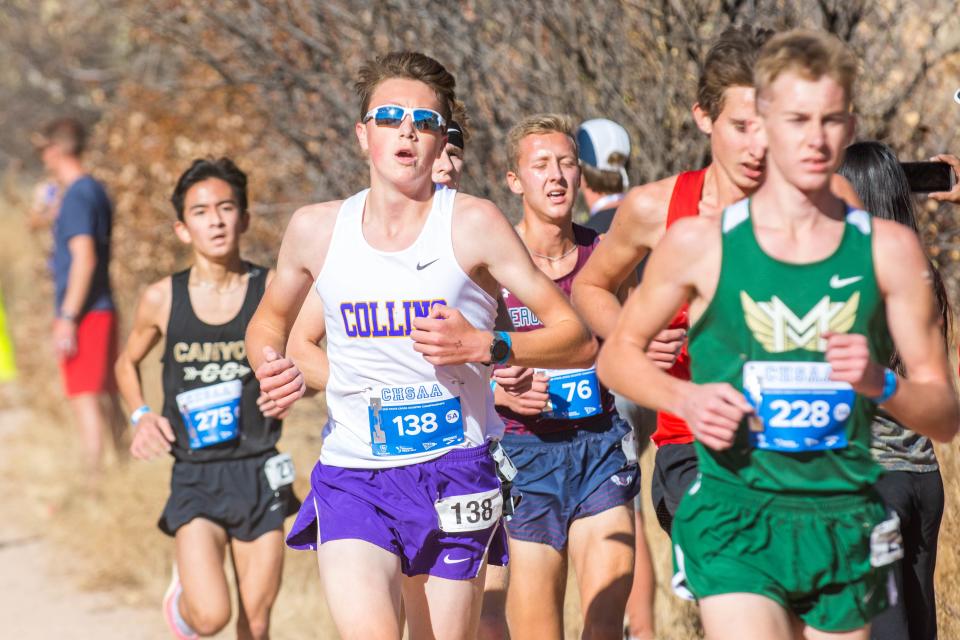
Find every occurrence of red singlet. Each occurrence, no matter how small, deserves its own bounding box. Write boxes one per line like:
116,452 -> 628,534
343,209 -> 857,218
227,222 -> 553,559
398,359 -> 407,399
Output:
651,168 -> 708,447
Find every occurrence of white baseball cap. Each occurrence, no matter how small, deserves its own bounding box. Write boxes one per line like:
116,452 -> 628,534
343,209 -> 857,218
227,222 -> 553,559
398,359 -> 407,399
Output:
576,118 -> 631,187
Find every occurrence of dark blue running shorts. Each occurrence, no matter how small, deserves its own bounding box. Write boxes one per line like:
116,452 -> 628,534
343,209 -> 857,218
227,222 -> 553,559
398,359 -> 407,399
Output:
501,416 -> 639,549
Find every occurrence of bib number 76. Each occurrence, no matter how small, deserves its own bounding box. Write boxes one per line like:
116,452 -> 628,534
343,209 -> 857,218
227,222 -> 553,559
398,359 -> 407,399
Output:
560,379 -> 593,402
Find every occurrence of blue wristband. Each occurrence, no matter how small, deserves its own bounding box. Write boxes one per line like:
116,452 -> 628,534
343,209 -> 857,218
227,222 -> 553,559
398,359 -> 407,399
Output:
130,405 -> 151,427
871,368 -> 898,404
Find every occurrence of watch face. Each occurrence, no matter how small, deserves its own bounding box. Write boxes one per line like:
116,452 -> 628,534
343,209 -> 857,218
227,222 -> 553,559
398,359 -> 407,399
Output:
491,338 -> 510,362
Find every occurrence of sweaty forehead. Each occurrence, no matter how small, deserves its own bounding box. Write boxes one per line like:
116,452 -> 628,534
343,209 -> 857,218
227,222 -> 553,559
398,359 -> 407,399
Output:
520,132 -> 577,160
369,78 -> 442,110
765,72 -> 849,111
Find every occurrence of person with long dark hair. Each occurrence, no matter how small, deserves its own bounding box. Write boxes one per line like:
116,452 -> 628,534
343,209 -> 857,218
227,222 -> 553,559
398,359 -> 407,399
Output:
839,140 -> 949,640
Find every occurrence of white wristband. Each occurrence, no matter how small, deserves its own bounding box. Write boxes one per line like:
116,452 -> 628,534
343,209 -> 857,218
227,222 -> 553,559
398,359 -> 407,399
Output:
130,405 -> 151,428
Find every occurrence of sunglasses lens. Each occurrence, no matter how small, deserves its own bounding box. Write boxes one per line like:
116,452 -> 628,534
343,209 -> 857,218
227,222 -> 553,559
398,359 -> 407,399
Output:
412,110 -> 443,132
374,106 -> 405,126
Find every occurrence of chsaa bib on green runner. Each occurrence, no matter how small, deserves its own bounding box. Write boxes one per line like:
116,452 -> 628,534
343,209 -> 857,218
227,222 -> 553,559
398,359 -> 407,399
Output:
687,198 -> 893,493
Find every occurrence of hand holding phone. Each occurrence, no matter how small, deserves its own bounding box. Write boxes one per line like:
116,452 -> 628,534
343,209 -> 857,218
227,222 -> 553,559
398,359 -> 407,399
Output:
926,154 -> 960,204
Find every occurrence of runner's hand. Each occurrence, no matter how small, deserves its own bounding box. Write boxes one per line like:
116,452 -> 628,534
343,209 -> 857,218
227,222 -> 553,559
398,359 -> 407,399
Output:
257,391 -> 293,420
492,366 -> 535,394
255,346 -> 306,417
410,304 -> 488,365
129,412 -> 175,460
824,331 -> 885,398
493,373 -> 550,416
928,154 -> 960,204
52,317 -> 77,358
647,328 -> 686,370
680,383 -> 753,450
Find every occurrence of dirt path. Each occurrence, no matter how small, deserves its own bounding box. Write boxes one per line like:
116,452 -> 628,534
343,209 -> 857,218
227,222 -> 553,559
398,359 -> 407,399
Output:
0,407 -> 170,640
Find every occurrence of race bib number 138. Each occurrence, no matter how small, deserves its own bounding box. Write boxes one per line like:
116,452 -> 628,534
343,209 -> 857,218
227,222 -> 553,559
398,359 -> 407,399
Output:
434,487 -> 503,532
367,382 -> 465,457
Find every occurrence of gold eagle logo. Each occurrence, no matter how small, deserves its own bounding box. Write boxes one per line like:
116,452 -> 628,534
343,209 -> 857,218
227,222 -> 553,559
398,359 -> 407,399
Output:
740,291 -> 859,353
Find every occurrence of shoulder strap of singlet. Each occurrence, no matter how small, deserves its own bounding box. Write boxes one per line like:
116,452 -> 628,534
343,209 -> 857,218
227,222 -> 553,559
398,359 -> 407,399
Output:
167,269 -> 192,330
666,168 -> 709,228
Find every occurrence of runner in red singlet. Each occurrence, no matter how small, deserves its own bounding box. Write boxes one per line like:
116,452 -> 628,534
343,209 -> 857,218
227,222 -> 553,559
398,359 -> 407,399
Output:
572,26 -> 864,535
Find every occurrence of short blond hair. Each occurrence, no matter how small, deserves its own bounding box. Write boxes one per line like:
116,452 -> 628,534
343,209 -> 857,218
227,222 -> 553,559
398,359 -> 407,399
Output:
506,113 -> 577,172
755,29 -> 857,105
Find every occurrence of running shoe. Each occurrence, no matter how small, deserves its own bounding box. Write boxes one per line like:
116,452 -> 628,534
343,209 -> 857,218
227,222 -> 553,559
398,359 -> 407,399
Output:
162,563 -> 198,640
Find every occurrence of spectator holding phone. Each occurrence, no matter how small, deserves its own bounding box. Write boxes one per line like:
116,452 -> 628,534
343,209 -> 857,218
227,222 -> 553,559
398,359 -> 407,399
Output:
839,141 -> 948,640
928,153 -> 960,204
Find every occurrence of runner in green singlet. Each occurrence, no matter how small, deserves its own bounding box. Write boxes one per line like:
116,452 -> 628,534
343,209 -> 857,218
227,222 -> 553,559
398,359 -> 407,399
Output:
598,30 -> 959,640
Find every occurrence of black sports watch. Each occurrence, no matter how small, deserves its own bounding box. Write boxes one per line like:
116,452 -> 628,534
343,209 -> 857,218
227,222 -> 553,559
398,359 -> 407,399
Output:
486,331 -> 512,365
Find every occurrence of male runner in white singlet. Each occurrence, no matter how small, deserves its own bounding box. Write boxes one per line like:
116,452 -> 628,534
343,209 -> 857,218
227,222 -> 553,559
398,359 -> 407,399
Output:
245,52 -> 595,639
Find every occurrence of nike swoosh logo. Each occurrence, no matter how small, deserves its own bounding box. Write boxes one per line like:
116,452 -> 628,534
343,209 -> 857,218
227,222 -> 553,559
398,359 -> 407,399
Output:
417,259 -> 439,271
830,274 -> 863,288
442,555 -> 470,565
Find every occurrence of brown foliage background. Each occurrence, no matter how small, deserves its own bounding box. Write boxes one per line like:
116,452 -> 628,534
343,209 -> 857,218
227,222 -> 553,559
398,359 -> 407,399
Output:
4,0 -> 960,294
2,0 -> 960,637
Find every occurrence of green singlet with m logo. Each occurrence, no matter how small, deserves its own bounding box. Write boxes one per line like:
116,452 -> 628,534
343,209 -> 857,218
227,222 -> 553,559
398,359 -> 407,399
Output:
687,198 -> 893,494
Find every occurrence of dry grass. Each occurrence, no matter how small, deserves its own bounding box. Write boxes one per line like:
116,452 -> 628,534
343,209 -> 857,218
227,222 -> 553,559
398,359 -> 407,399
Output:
1,180 -> 958,639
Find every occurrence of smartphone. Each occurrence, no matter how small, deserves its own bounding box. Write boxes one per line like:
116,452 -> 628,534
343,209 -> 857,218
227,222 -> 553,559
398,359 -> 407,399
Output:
900,161 -> 956,193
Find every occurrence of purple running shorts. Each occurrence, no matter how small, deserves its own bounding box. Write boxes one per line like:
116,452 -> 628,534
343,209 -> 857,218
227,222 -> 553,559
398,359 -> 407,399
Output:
287,443 -> 509,580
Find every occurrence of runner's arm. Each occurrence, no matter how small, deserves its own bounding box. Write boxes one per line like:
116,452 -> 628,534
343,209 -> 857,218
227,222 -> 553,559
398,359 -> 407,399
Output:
115,279 -> 177,459
598,218 -> 752,450
246,203 -> 337,412
286,286 -> 329,391
411,197 -> 594,368
115,279 -> 169,411
570,184 -> 663,338
856,220 -> 958,441
246,209 -> 317,371
469,199 -> 595,368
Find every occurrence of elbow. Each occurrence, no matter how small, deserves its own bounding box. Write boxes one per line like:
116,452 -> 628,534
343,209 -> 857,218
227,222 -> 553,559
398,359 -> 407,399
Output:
286,336 -> 307,367
933,408 -> 960,443
596,338 -> 618,392
571,330 -> 598,369
930,424 -> 958,444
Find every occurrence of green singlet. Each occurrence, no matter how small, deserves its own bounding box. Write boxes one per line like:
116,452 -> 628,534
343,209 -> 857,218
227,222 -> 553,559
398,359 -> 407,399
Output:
672,198 -> 898,632
687,197 -> 893,493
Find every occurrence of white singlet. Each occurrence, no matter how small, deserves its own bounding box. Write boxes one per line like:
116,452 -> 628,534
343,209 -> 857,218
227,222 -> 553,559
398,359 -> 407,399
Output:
315,187 -> 503,468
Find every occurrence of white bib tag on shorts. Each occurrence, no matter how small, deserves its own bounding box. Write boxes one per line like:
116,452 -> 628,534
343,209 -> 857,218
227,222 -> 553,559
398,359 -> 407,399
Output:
621,430 -> 638,464
870,512 -> 904,567
743,361 -> 854,452
367,381 -> 466,457
537,366 -> 603,420
434,487 -> 503,533
176,379 -> 242,449
264,452 -> 295,491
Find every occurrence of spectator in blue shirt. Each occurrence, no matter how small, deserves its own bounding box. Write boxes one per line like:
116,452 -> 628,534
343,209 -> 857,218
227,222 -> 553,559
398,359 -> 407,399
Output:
37,117 -> 122,474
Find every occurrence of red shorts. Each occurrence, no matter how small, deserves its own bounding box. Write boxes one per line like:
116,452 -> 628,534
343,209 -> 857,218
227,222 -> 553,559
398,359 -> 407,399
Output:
60,309 -> 118,397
